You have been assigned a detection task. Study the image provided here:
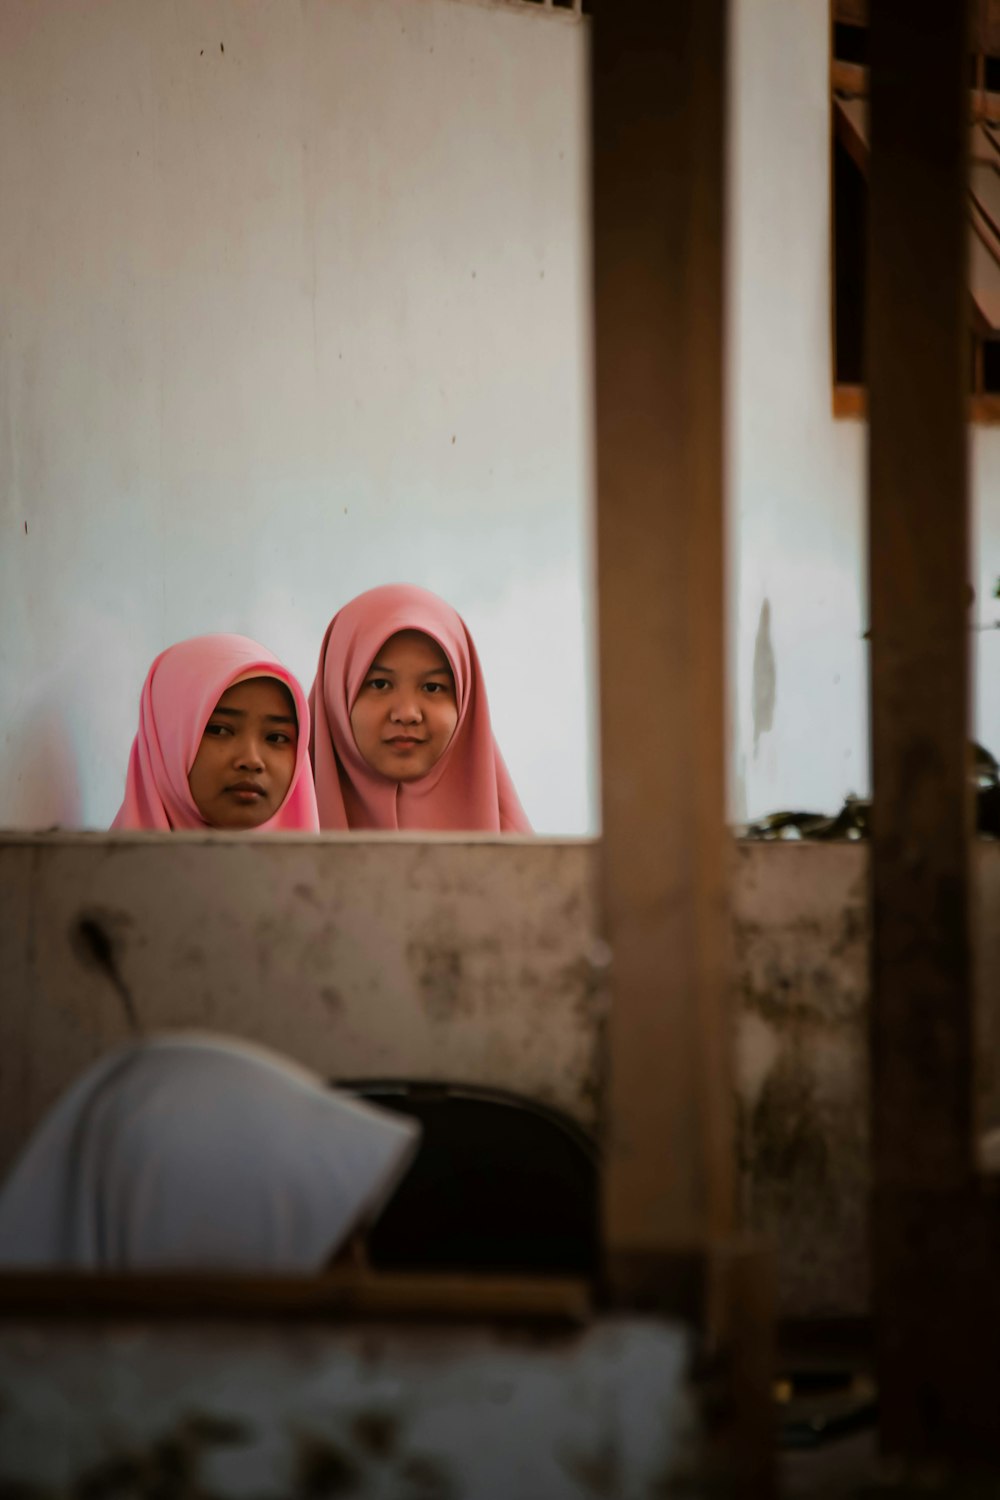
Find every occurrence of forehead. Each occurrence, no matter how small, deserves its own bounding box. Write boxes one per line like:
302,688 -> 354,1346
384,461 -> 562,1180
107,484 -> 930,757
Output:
213,676 -> 297,717
374,630 -> 451,673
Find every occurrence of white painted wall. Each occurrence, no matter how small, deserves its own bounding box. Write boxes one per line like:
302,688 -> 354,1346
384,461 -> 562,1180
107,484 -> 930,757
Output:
728,0 -> 868,824
0,0 -> 594,834
13,0 -> 991,834
972,431 -> 1000,759
729,0 -> 1000,823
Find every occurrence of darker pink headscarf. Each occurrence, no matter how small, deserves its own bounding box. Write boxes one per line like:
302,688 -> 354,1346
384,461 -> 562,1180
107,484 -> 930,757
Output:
308,585 -> 531,833
112,635 -> 320,832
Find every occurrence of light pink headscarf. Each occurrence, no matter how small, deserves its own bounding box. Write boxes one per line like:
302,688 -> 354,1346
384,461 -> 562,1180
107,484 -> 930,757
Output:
309,585 -> 531,833
112,634 -> 320,832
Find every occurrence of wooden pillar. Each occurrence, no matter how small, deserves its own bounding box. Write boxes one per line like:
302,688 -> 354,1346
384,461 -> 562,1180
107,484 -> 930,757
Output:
592,0 -> 733,1293
591,11 -> 774,1488
867,0 -> 977,1464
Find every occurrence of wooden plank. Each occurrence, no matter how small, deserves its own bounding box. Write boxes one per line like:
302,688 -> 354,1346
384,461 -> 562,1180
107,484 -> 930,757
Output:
831,59 -> 869,97
831,59 -> 1000,126
970,209 -> 1000,328
834,382 -> 1000,424
971,161 -> 1000,239
866,0 -> 976,1465
833,0 -> 869,26
0,1270 -> 592,1324
833,382 -> 868,418
591,0 -> 732,1275
833,92 -> 870,172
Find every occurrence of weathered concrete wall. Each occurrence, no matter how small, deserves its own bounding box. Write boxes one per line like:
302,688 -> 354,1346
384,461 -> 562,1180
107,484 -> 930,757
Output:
733,840 -> 1000,1321
4,833 -> 998,1320
0,835 -> 604,1182
732,842 -> 869,1320
0,1317 -> 694,1498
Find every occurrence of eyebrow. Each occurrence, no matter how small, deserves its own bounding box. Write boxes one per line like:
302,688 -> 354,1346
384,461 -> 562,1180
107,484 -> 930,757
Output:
368,662 -> 453,677
210,707 -> 297,724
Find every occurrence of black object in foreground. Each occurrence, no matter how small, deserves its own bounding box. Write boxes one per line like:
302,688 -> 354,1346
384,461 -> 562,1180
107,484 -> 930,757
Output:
334,1080 -> 600,1278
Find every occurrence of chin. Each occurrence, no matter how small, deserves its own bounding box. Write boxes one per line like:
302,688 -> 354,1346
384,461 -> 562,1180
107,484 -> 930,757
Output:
385,760 -> 433,783
219,809 -> 273,831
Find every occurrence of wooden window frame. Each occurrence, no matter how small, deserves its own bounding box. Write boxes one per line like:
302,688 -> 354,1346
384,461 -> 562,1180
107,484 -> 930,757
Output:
831,4 -> 1000,423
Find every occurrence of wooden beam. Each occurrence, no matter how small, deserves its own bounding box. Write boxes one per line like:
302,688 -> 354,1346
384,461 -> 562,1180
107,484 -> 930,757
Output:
831,58 -> 1000,126
834,383 -> 1000,424
867,0 -> 976,1466
591,13 -> 774,1488
0,1271 -> 592,1324
834,0 -> 869,26
592,0 -> 733,1274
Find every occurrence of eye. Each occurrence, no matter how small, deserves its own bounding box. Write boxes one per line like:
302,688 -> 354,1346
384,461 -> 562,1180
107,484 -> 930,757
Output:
203,722 -> 231,738
367,677 -> 392,692
267,731 -> 294,746
423,681 -> 446,694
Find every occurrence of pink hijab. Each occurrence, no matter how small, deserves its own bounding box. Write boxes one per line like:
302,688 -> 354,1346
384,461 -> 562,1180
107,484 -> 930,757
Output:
309,585 -> 531,832
112,634 -> 320,832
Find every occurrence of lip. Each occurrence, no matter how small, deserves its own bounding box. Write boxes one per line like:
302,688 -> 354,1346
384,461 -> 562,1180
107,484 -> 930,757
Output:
384,737 -> 425,750
226,781 -> 267,798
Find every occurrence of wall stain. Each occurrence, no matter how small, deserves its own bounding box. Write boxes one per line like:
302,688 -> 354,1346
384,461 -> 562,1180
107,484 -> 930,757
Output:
293,1432 -> 361,1497
25,1410 -> 254,1500
559,1436 -> 619,1496
396,1451 -> 457,1499
751,597 -> 776,754
350,1409 -> 400,1458
70,908 -> 140,1035
829,902 -> 868,958
738,970 -> 860,1029
748,1053 -> 830,1192
407,940 -> 467,1022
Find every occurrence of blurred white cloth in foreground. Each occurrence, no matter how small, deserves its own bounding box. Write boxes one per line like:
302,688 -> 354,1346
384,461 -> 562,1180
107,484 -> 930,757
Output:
0,1033 -> 419,1271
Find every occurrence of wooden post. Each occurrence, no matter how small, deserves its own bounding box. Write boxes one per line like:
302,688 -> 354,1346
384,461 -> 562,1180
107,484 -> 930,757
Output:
592,9 -> 773,1488
867,0 -> 978,1465
592,0 -> 733,1297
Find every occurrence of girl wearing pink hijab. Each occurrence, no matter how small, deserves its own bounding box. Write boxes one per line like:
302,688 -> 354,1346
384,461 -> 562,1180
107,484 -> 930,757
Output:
112,635 -> 320,832
309,585 -> 531,832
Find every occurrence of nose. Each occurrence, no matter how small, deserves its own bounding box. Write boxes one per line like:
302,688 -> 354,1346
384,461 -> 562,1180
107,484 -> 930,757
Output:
233,734 -> 266,772
389,689 -> 423,725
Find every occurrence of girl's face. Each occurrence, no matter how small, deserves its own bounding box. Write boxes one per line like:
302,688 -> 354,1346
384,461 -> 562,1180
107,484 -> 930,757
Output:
350,630 -> 459,783
188,677 -> 298,829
